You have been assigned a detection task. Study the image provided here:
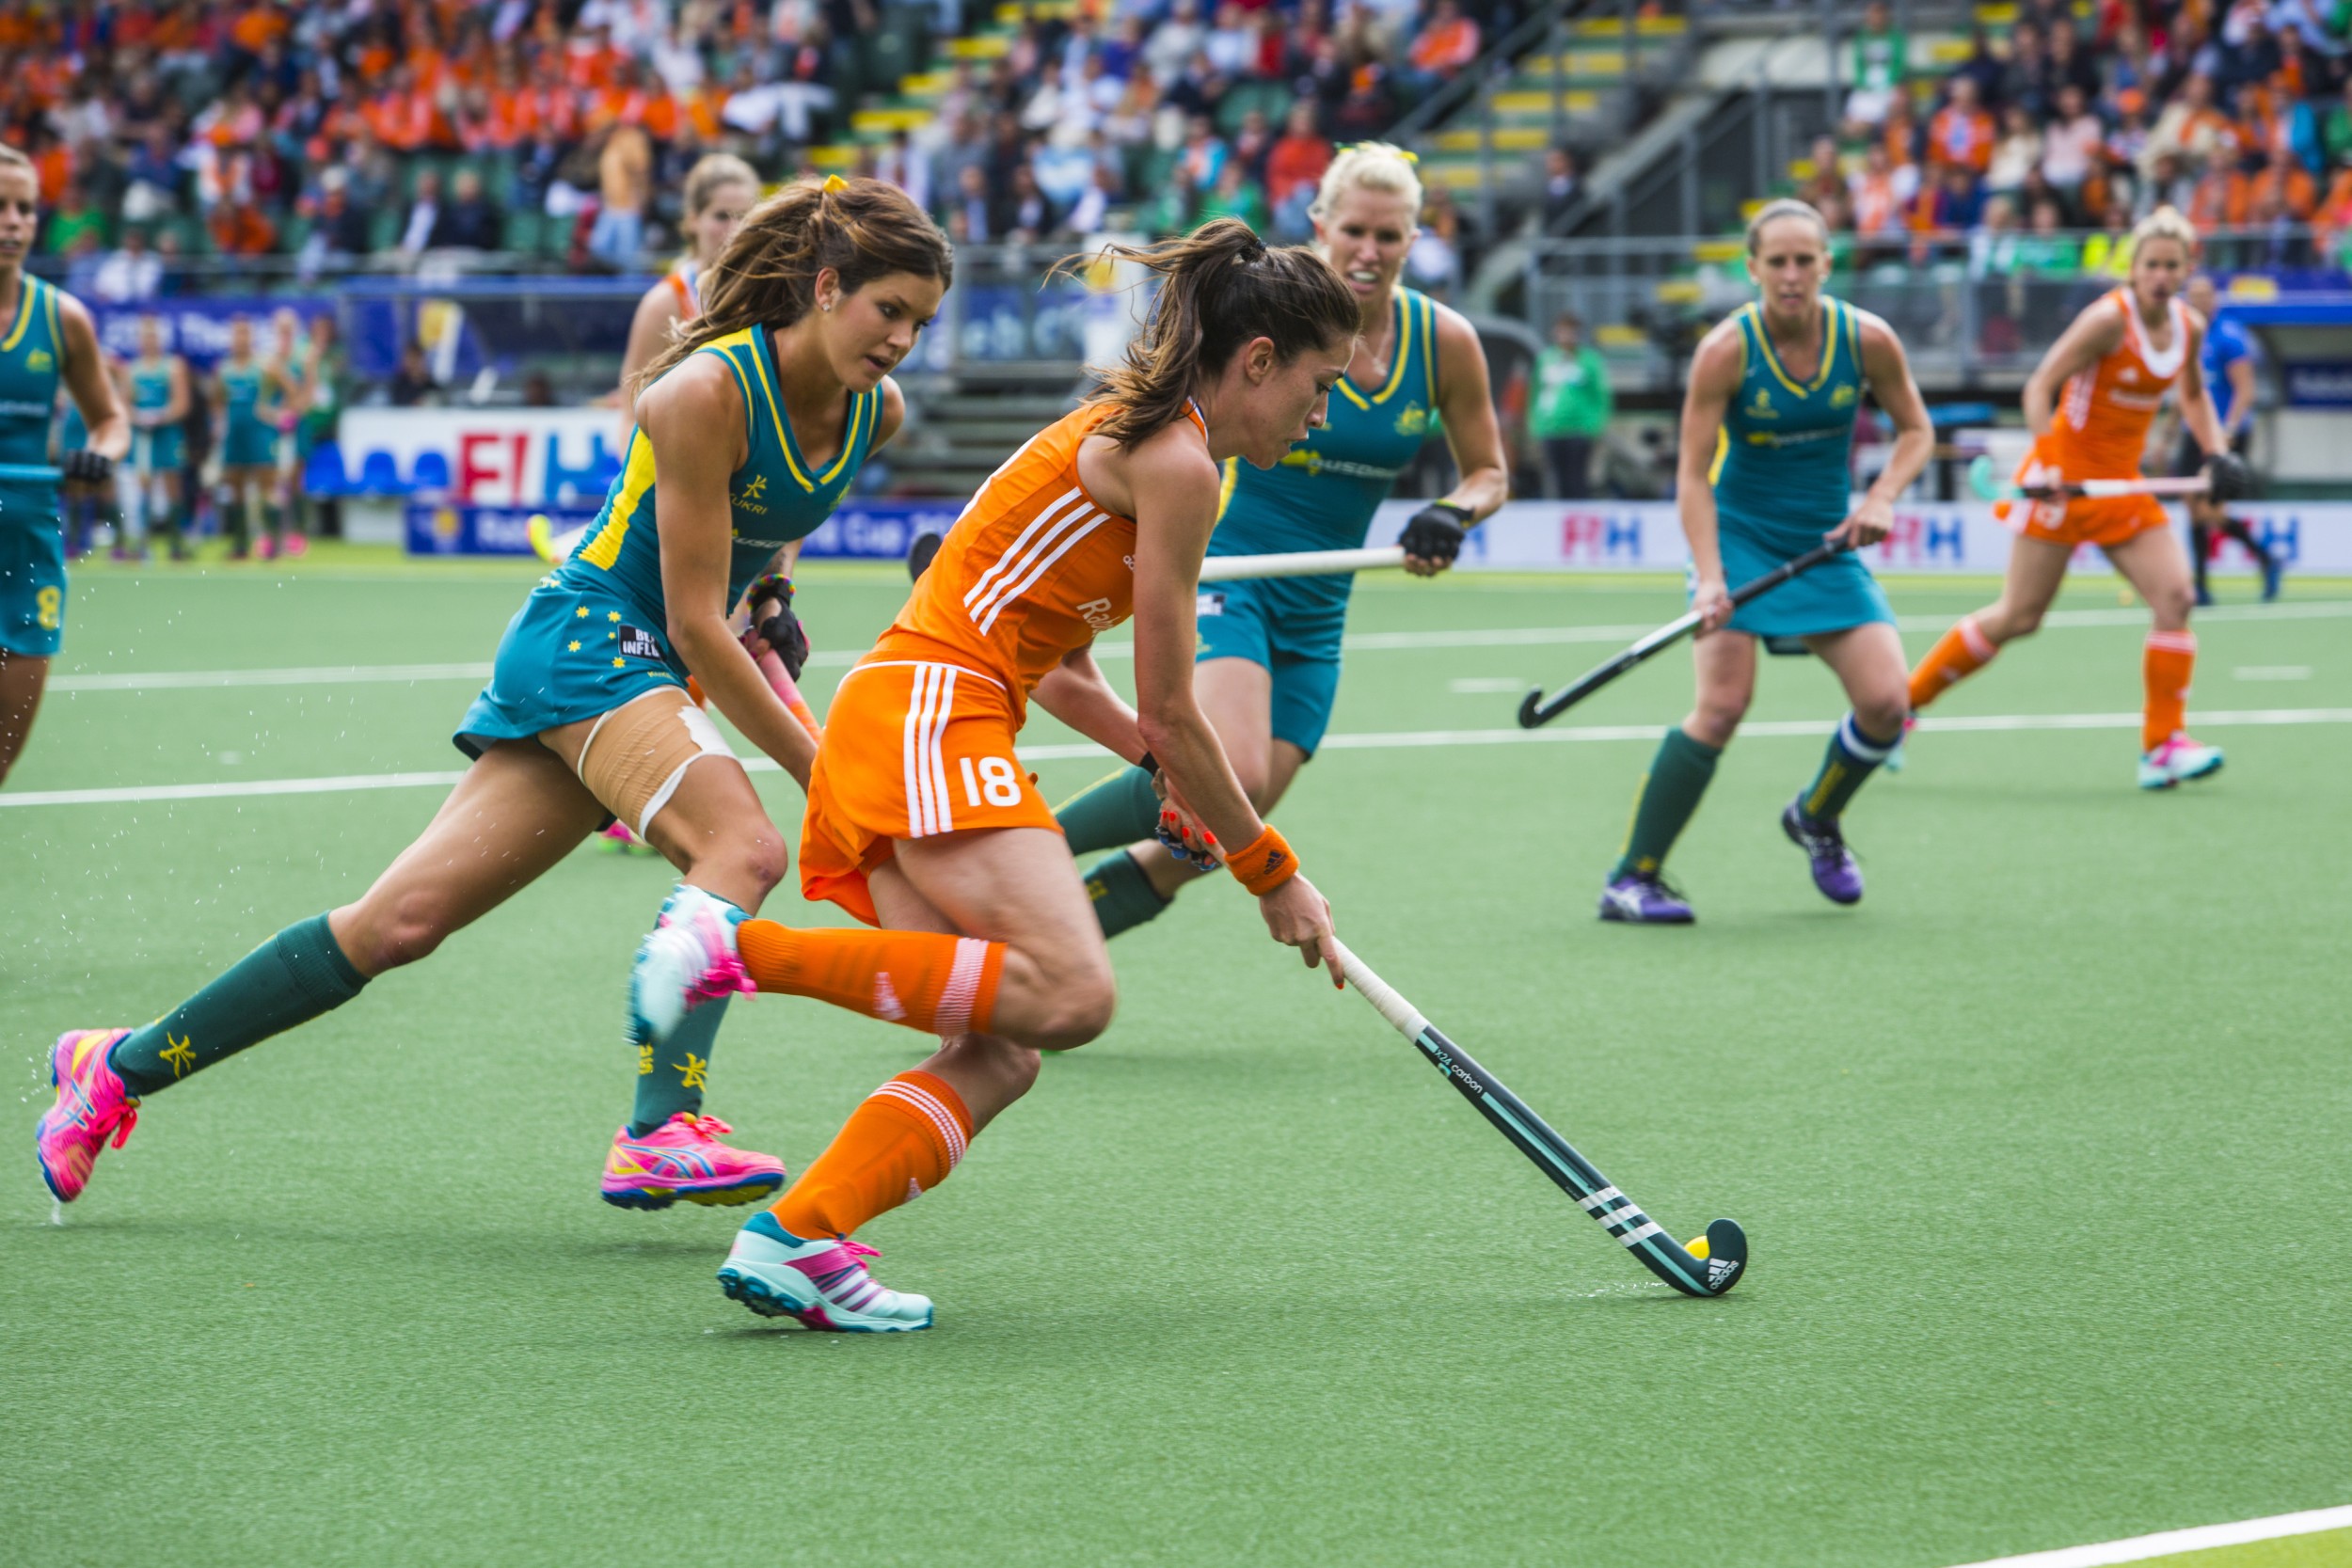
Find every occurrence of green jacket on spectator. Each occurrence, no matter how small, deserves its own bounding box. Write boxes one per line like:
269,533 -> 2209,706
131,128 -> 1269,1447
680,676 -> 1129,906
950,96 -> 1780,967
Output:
1531,343 -> 1612,438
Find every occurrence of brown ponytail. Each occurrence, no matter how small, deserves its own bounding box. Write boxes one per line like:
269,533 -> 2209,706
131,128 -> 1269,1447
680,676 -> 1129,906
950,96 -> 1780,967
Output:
635,175 -> 952,391
1065,217 -> 1359,449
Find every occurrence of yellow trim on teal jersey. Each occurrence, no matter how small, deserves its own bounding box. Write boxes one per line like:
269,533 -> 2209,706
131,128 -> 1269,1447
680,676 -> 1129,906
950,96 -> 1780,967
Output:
1708,426 -> 1729,486
42,280 -> 58,350
1747,298 -> 1839,398
1420,296 -> 1438,406
0,275 -> 33,354
1216,455 -> 1241,521
579,431 -> 658,570
1334,290 -> 1415,411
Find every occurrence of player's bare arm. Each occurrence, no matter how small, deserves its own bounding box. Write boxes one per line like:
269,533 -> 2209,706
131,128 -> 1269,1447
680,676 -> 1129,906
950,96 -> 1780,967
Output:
2023,305 -> 2124,439
58,299 -> 128,460
640,359 -> 818,786
1840,311 -> 1933,548
1400,304 -> 1509,577
1677,322 -> 1744,629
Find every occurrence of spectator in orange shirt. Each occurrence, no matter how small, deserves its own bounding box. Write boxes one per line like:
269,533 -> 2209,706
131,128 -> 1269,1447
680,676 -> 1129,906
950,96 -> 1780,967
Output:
210,195 -> 278,256
1927,76 -> 1994,172
1265,100 -> 1331,232
1404,0 -> 1479,89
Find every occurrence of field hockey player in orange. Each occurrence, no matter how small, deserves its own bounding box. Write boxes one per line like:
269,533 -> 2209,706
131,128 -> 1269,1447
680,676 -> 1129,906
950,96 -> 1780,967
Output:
713,218 -> 1361,1332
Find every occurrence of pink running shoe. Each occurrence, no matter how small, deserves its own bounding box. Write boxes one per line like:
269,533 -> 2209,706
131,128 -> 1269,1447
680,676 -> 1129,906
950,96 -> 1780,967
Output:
600,1113 -> 786,1211
254,534 -> 277,562
599,820 -> 658,854
37,1028 -> 139,1202
281,533 -> 310,558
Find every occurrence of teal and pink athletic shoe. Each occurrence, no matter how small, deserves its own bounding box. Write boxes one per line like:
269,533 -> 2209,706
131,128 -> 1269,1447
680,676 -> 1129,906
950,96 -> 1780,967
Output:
718,1212 -> 934,1332
629,885 -> 753,1049
601,1114 -> 787,1211
37,1028 -> 139,1202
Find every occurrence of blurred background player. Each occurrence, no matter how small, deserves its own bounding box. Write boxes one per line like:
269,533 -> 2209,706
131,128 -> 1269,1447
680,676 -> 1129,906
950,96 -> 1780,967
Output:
1907,209 -> 2251,791
715,220 -> 1355,1333
36,179 -> 950,1217
259,309 -> 311,560
2177,274 -> 2280,606
294,314 -> 347,545
1599,199 -> 1932,924
126,313 -> 192,561
0,143 -> 131,787
1052,143 -> 1507,939
618,153 -> 762,407
211,316 -> 283,561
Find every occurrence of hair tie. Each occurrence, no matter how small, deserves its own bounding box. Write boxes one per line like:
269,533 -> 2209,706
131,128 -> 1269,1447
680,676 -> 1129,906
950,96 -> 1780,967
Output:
822,174 -> 848,193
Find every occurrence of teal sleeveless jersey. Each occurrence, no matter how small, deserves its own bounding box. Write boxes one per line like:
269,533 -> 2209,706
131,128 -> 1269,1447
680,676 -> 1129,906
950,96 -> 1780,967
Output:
219,360 -> 262,425
1710,295 -> 1864,550
1208,286 -> 1439,616
0,274 -> 65,495
563,325 -> 881,626
131,360 -> 174,421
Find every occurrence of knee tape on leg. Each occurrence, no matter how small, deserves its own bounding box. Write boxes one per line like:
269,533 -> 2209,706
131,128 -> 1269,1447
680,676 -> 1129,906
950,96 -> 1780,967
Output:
576,688 -> 736,839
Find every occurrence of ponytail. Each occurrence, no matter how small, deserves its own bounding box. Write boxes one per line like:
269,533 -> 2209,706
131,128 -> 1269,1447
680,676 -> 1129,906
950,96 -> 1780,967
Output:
635,176 -> 952,391
1065,217 -> 1359,449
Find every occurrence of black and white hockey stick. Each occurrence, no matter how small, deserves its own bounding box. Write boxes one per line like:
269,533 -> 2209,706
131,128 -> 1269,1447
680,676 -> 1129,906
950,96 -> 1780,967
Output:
1329,938 -> 1747,1297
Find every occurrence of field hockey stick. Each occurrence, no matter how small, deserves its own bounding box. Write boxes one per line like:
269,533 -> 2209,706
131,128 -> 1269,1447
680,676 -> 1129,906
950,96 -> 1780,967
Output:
0,464 -> 63,483
1515,540 -> 1851,730
1327,938 -> 1747,1298
1199,546 -> 1406,581
1966,454 -> 2209,502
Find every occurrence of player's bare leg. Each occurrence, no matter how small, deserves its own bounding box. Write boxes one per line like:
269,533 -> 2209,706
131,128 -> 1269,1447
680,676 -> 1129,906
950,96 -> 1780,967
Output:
0,649 -> 50,787
2106,526 -> 2222,787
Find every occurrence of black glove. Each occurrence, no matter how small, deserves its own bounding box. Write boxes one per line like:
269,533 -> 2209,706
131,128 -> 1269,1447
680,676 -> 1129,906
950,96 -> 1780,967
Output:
62,449 -> 113,484
1398,501 -> 1470,565
745,574 -> 809,680
2207,449 -> 2256,502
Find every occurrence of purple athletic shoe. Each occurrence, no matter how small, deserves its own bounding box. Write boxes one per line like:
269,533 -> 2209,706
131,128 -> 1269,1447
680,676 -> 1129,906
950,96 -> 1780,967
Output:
1781,800 -> 1863,905
1597,873 -> 1694,925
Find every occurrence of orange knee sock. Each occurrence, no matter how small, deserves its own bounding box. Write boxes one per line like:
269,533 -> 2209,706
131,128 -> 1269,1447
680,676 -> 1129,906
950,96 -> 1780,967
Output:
771,1069 -> 974,1240
1907,614 -> 1998,711
2144,630 -> 2196,751
737,920 -> 1005,1037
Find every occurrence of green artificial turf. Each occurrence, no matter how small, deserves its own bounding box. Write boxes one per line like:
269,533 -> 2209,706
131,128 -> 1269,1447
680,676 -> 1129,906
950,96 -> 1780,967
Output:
4,563 -> 2347,1568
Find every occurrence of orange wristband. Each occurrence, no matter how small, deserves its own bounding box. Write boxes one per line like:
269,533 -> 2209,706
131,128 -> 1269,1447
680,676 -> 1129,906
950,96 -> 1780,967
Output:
1225,824 -> 1299,895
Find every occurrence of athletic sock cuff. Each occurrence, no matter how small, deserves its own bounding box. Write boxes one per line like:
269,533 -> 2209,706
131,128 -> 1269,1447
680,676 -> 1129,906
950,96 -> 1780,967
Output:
1663,726 -> 1724,766
1836,713 -> 1901,761
279,913 -> 367,1004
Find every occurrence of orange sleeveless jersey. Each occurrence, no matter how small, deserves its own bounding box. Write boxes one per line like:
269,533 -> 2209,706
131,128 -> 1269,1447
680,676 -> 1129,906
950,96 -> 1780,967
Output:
2042,288 -> 2194,481
866,400 -> 1206,709
2000,289 -> 2196,547
799,400 -> 1203,923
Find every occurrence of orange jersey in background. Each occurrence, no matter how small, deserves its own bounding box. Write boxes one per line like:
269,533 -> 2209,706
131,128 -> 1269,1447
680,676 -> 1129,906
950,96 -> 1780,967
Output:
1999,288 -> 2197,547
872,400 -> 1207,712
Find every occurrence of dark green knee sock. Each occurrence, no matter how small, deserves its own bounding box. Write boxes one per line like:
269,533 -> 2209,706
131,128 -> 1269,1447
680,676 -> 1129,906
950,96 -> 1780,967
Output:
1085,849 -> 1171,939
1056,766 -> 1162,856
631,993 -> 729,1135
110,913 -> 368,1097
1610,728 -> 1722,880
1798,712 -> 1900,823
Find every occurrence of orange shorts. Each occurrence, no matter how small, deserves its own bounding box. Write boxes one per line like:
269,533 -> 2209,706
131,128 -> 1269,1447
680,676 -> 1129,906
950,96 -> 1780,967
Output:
799,657 -> 1057,926
1994,450 -> 2169,549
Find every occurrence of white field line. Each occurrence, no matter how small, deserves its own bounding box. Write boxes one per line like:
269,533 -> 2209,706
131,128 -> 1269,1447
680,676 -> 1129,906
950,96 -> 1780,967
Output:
1941,1502 -> 2352,1567
46,601 -> 2352,694
7,707 -> 2349,810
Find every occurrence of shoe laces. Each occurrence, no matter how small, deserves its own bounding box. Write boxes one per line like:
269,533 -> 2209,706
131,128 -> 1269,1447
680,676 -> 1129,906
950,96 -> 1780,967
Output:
1634,871 -> 1689,901
670,1113 -> 735,1141
100,1102 -> 138,1149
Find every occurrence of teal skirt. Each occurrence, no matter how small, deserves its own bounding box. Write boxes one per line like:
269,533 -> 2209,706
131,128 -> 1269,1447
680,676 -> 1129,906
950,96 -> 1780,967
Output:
453,578 -> 687,757
1703,509 -> 1891,639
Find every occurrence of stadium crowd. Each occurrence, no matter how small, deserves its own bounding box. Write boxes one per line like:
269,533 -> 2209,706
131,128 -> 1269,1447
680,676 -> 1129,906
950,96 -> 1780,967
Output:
22,0 -> 1499,291
1812,0 -> 2352,269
